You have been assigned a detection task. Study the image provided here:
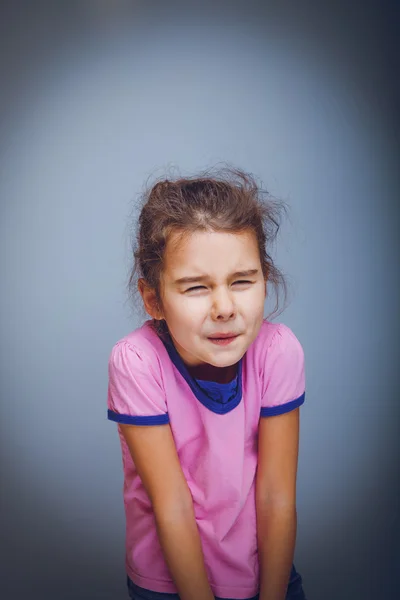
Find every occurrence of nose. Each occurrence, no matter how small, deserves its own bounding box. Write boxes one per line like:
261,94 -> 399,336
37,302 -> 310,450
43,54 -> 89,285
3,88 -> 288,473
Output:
210,287 -> 237,321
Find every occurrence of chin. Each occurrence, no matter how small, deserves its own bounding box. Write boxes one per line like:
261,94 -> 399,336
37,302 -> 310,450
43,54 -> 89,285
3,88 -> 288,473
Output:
208,352 -> 243,367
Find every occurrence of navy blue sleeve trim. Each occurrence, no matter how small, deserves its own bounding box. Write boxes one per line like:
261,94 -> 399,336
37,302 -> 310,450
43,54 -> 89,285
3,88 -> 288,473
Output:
107,409 -> 170,426
260,392 -> 305,417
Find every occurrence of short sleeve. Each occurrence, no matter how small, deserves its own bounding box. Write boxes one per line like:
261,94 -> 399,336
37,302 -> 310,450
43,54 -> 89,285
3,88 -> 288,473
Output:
260,324 -> 305,417
107,341 -> 169,426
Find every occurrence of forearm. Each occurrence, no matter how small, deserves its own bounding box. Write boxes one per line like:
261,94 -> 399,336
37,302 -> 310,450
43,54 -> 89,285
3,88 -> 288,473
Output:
155,506 -> 214,600
257,503 -> 297,600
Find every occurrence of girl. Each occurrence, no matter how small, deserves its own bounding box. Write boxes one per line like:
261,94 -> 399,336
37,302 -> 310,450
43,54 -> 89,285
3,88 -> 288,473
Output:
107,168 -> 308,600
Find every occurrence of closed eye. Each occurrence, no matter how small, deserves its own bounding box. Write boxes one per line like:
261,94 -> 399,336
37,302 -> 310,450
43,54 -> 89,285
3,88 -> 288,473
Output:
184,281 -> 253,293
185,285 -> 207,292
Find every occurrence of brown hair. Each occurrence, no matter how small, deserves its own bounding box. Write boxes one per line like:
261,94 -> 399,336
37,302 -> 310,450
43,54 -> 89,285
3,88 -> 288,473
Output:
128,166 -> 288,337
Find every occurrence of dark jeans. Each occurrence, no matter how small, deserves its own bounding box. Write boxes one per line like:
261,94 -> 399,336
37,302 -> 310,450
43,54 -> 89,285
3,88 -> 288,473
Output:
127,564 -> 307,600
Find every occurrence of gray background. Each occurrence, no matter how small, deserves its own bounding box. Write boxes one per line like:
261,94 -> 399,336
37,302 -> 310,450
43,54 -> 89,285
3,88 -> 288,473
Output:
1,1 -> 399,599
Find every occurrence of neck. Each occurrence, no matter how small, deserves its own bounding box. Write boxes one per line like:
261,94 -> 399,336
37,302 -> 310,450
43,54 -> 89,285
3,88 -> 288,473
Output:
186,362 -> 238,384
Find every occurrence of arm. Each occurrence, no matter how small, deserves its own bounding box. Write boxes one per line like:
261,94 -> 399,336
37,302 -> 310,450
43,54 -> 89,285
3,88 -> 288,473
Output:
120,422 -> 214,600
256,407 -> 300,600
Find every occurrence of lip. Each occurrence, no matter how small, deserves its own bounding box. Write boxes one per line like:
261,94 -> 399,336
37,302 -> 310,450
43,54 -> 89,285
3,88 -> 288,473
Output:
207,333 -> 240,347
207,333 -> 239,339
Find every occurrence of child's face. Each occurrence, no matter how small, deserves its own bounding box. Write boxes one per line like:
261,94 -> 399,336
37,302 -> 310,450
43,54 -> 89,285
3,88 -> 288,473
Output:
158,229 -> 267,369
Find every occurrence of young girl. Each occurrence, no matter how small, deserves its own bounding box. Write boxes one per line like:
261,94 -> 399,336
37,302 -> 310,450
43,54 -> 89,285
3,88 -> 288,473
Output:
107,168 -> 307,600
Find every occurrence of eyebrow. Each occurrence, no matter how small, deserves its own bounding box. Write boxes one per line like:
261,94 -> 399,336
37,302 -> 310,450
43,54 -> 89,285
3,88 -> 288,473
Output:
173,269 -> 260,286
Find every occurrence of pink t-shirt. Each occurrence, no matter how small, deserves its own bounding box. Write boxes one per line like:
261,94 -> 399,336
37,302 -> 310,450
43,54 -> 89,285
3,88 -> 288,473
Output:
107,319 -> 305,599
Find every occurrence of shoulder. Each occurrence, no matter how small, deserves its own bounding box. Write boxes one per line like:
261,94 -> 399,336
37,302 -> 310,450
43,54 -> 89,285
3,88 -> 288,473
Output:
269,321 -> 304,361
251,320 -> 305,397
251,320 -> 304,362
257,321 -> 306,411
108,320 -> 166,382
107,322 -> 169,420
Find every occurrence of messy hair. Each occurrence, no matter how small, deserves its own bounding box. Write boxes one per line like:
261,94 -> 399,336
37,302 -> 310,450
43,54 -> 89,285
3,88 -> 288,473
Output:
128,166 -> 289,338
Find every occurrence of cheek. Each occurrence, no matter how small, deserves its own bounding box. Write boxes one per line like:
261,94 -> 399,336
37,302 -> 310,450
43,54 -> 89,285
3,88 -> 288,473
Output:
166,296 -> 207,324
240,286 -> 266,310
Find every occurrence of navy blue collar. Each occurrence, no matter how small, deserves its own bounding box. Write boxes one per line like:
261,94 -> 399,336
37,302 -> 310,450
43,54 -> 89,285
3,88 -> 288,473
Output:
161,334 -> 243,415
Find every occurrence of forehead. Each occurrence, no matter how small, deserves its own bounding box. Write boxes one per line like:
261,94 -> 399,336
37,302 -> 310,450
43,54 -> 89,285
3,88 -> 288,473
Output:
163,229 -> 260,279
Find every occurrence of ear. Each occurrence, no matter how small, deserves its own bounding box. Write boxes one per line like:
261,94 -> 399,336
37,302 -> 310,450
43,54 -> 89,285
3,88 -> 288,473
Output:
138,278 -> 164,320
